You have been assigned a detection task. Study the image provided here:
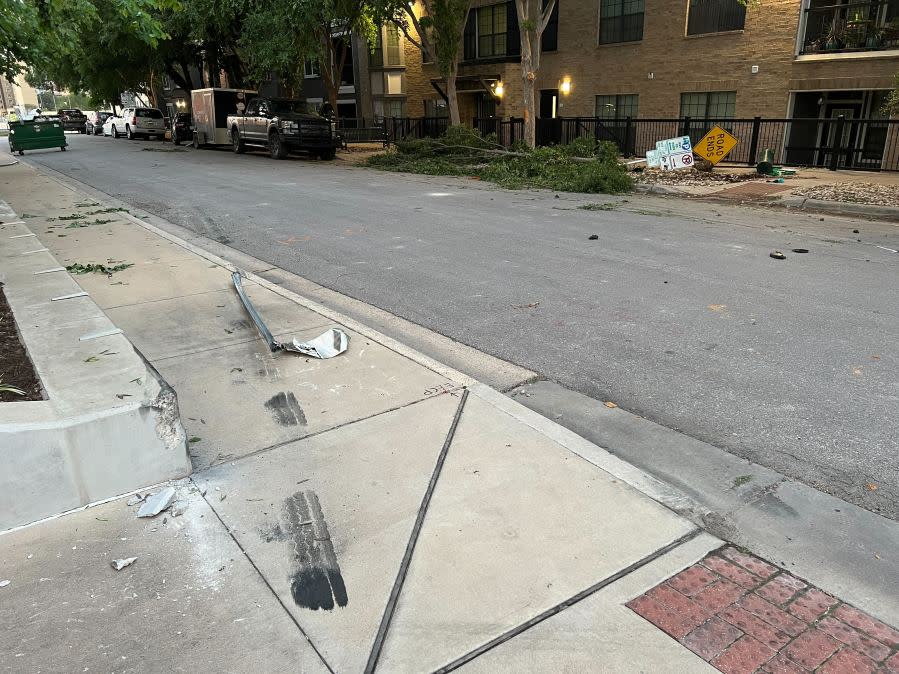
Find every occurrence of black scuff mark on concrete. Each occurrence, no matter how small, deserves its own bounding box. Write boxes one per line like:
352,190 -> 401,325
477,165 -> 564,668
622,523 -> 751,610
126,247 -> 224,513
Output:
261,491 -> 348,610
265,391 -> 307,426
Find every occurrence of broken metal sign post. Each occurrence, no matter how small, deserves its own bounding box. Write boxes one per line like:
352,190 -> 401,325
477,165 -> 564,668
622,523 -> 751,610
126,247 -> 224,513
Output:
231,272 -> 348,358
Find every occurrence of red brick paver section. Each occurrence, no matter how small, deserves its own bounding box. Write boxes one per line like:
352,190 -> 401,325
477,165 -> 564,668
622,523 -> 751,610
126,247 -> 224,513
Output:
818,648 -> 878,674
626,546 -> 899,674
782,629 -> 839,669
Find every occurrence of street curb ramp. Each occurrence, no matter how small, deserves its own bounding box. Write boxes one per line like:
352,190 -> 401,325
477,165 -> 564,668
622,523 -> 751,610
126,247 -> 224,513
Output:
0,202 -> 191,531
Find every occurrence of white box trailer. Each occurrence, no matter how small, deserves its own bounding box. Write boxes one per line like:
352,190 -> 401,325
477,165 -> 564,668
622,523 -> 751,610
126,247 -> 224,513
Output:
190,87 -> 257,147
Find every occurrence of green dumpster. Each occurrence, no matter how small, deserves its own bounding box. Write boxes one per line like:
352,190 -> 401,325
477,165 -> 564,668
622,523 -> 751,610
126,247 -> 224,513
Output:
8,118 -> 67,155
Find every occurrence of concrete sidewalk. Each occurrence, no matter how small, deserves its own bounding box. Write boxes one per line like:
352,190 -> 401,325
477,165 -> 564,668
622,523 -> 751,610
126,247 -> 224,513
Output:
2,159 -> 897,673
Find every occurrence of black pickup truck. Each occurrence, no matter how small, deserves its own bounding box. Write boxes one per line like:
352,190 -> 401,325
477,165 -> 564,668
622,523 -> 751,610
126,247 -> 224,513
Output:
58,109 -> 87,133
227,97 -> 340,160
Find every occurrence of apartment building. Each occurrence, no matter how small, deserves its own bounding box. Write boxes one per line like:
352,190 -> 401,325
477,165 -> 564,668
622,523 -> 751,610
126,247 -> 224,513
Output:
0,74 -> 40,112
360,0 -> 898,167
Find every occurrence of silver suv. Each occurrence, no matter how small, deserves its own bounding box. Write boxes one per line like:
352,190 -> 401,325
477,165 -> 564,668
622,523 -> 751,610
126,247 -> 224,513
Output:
121,107 -> 165,140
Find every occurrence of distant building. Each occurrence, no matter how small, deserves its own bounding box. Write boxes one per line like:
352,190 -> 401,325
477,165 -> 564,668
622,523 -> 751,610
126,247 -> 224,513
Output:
0,74 -> 39,112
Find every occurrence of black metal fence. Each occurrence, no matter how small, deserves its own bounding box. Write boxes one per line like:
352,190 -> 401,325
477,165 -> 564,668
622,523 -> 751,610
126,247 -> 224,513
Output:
534,116 -> 899,172
376,114 -> 899,171
474,117 -> 525,147
336,118 -> 387,145
383,116 -> 449,144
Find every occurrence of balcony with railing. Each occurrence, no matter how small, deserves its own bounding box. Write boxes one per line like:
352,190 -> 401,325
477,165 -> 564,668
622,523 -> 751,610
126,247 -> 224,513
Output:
800,0 -> 899,54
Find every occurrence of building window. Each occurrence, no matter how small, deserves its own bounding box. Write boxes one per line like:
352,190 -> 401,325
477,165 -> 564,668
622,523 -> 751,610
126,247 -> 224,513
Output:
304,59 -> 319,78
375,98 -> 405,119
687,0 -> 746,35
478,4 -> 508,57
595,94 -> 639,119
679,91 -> 736,119
801,0 -> 899,54
599,0 -> 645,44
370,27 -> 403,67
385,27 -> 402,65
543,0 -> 560,51
370,32 -> 383,67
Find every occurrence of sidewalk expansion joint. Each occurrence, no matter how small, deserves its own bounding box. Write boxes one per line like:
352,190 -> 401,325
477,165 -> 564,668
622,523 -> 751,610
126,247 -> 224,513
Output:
365,389 -> 470,674
192,393 -> 456,476
194,475 -> 337,674
100,286 -> 234,311
433,527 -> 703,673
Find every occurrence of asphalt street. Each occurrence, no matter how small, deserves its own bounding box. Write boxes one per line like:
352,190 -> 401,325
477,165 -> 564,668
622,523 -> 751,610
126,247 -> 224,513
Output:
10,134 -> 898,518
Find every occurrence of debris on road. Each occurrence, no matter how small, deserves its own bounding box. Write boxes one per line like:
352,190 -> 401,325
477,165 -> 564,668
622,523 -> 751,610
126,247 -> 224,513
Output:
604,401 -> 618,409
110,557 -> 137,571
126,494 -> 147,506
512,302 -> 540,309
289,328 -> 349,359
792,248 -> 809,254
0,580 -> 10,588
65,261 -> 134,277
634,168 -> 761,187
770,250 -> 786,260
137,486 -> 176,518
792,182 -> 899,207
588,234 -> 599,240
232,272 -> 349,358
170,500 -> 189,518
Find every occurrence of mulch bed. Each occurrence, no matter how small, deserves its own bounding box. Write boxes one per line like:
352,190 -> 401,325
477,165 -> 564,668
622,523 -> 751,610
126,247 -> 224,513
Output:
633,168 -> 763,187
0,284 -> 43,402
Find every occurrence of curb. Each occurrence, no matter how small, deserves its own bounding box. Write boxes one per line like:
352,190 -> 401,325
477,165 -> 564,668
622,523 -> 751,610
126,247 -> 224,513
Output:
0,203 -> 191,531
633,183 -> 686,196
776,195 -> 899,221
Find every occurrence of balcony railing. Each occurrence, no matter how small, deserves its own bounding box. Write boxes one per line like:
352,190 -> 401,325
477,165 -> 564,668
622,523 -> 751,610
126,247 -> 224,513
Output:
800,0 -> 899,54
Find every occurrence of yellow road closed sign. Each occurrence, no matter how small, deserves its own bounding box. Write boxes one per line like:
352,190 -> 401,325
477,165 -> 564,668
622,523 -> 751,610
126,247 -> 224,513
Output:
695,125 -> 739,165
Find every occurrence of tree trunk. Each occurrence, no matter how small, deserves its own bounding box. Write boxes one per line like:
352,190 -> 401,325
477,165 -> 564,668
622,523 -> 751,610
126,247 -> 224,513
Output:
522,70 -> 535,147
520,33 -> 537,147
446,61 -> 460,126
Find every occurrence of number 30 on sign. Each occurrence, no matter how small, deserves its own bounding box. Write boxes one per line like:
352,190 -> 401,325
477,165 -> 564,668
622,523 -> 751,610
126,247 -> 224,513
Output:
695,125 -> 739,165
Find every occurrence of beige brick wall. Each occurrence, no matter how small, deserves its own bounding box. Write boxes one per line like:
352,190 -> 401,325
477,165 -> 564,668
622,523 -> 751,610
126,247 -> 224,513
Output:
395,0 -> 899,121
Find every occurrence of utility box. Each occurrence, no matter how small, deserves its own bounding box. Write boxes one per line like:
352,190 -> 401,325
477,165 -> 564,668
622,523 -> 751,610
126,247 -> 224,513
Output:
190,87 -> 257,148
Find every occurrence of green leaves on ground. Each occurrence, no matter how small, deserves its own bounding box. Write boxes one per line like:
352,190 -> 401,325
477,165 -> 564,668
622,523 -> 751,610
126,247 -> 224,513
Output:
66,219 -> 115,228
84,207 -> 127,215
0,377 -> 26,396
367,127 -> 633,195
66,262 -> 134,275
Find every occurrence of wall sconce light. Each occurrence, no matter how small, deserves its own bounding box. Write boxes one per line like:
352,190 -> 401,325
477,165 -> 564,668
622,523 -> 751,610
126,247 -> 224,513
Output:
176,99 -> 186,108
492,80 -> 504,98
560,77 -> 572,95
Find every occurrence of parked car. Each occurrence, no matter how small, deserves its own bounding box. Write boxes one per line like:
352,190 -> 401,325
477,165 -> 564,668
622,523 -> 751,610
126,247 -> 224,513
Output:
85,111 -> 113,135
120,106 -> 165,139
226,97 -> 339,160
58,109 -> 87,132
102,113 -> 125,137
170,111 -> 193,145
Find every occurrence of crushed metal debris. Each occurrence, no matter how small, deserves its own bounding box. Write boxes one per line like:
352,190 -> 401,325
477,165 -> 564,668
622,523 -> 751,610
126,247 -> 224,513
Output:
232,272 -> 348,358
